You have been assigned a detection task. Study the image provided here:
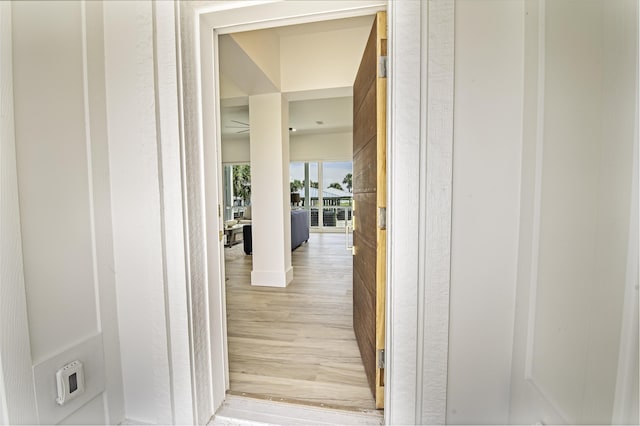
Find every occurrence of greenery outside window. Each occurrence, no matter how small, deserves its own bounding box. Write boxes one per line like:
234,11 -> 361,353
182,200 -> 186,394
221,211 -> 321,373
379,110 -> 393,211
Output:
290,161 -> 353,231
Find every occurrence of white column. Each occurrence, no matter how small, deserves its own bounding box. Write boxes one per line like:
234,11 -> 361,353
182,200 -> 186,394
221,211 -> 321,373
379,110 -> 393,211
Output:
249,93 -> 292,287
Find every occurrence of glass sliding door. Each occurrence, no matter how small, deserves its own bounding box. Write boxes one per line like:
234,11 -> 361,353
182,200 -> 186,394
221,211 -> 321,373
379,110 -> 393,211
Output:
223,165 -> 234,222
290,161 -> 318,225
321,161 -> 353,230
223,163 -> 251,222
290,161 -> 352,232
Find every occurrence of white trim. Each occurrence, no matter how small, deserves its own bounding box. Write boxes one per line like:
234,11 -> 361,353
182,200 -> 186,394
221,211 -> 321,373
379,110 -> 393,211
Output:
0,1 -> 38,423
250,267 -> 294,288
173,1 -> 202,421
211,395 -> 382,425
414,0 -> 427,416
152,2 -> 195,423
385,3 -> 421,422
420,1 -> 454,424
200,14 -> 229,415
201,2 -> 387,35
180,3 -> 389,423
386,1 -> 452,425
177,4 -> 216,422
212,24 -> 231,394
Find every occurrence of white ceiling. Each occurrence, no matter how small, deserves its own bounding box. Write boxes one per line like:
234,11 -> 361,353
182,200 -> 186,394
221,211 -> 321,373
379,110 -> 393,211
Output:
274,14 -> 374,37
219,15 -> 372,139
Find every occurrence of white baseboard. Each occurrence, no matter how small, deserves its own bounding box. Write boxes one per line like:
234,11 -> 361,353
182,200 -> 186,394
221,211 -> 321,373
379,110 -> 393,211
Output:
251,267 -> 293,287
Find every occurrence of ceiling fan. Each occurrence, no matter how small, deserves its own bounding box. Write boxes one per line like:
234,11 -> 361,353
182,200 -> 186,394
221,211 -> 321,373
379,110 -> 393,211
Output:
226,119 -> 249,134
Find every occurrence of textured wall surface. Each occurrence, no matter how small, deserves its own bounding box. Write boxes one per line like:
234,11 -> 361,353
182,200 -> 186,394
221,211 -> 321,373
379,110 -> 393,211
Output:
386,1 -> 454,424
103,1 -> 172,423
179,3 -> 217,424
0,2 -> 38,422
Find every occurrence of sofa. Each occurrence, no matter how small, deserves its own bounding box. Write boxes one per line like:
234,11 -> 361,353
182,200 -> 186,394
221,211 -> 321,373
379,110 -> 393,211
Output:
243,209 -> 309,255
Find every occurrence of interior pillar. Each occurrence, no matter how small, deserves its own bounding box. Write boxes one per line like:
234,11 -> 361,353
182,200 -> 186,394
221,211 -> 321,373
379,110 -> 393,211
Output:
249,93 -> 293,287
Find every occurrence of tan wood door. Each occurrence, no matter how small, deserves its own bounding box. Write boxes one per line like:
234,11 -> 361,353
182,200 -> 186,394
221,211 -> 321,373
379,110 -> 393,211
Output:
352,11 -> 386,410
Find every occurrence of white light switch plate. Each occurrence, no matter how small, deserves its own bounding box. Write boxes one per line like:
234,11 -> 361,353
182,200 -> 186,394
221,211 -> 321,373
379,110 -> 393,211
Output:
32,333 -> 105,424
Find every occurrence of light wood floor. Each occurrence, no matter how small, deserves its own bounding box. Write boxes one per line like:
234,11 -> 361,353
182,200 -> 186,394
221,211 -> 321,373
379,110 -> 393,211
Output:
224,233 -> 375,410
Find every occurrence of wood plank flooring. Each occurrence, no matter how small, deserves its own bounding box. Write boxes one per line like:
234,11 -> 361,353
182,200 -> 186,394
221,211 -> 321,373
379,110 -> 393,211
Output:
224,233 -> 375,410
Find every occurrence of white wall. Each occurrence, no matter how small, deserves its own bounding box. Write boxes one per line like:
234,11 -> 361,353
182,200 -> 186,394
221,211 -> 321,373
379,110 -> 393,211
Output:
449,1 -> 638,424
509,1 -> 638,424
10,0 -> 124,423
231,30 -> 281,88
222,138 -> 250,164
571,1 -> 635,420
14,0 -> 98,365
219,35 -> 279,96
0,1 -> 37,423
222,131 -> 352,164
290,132 -> 352,162
447,1 -> 524,423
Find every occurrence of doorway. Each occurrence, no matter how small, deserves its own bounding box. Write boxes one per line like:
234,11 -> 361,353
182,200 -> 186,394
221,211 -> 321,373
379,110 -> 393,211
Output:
177,2 -> 446,424
218,15 -> 377,410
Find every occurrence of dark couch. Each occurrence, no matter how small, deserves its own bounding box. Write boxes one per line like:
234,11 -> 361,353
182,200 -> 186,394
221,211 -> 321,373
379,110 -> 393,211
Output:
243,209 -> 310,255
310,209 -> 337,227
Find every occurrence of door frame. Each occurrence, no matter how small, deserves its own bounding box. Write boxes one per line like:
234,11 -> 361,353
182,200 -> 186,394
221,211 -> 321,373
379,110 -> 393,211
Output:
174,1 -> 455,424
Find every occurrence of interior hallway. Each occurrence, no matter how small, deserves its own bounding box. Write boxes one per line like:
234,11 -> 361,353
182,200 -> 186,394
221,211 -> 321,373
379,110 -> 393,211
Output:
224,233 -> 375,410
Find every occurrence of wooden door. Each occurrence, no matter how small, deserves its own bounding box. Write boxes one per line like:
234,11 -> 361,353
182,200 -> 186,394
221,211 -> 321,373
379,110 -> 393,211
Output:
352,11 -> 386,410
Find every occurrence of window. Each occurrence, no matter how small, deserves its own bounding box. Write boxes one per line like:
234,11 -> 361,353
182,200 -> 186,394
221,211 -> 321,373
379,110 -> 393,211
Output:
290,161 -> 352,231
223,164 -> 251,222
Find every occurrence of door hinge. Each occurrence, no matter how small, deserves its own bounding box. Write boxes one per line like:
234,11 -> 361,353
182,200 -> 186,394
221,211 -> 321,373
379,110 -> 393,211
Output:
378,56 -> 388,78
219,230 -> 223,242
378,207 -> 387,230
218,204 -> 221,218
377,349 -> 385,369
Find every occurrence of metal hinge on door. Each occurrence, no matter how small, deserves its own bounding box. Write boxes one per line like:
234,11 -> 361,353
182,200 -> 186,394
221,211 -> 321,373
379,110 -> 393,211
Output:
377,349 -> 385,369
378,207 -> 387,230
378,56 -> 388,78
